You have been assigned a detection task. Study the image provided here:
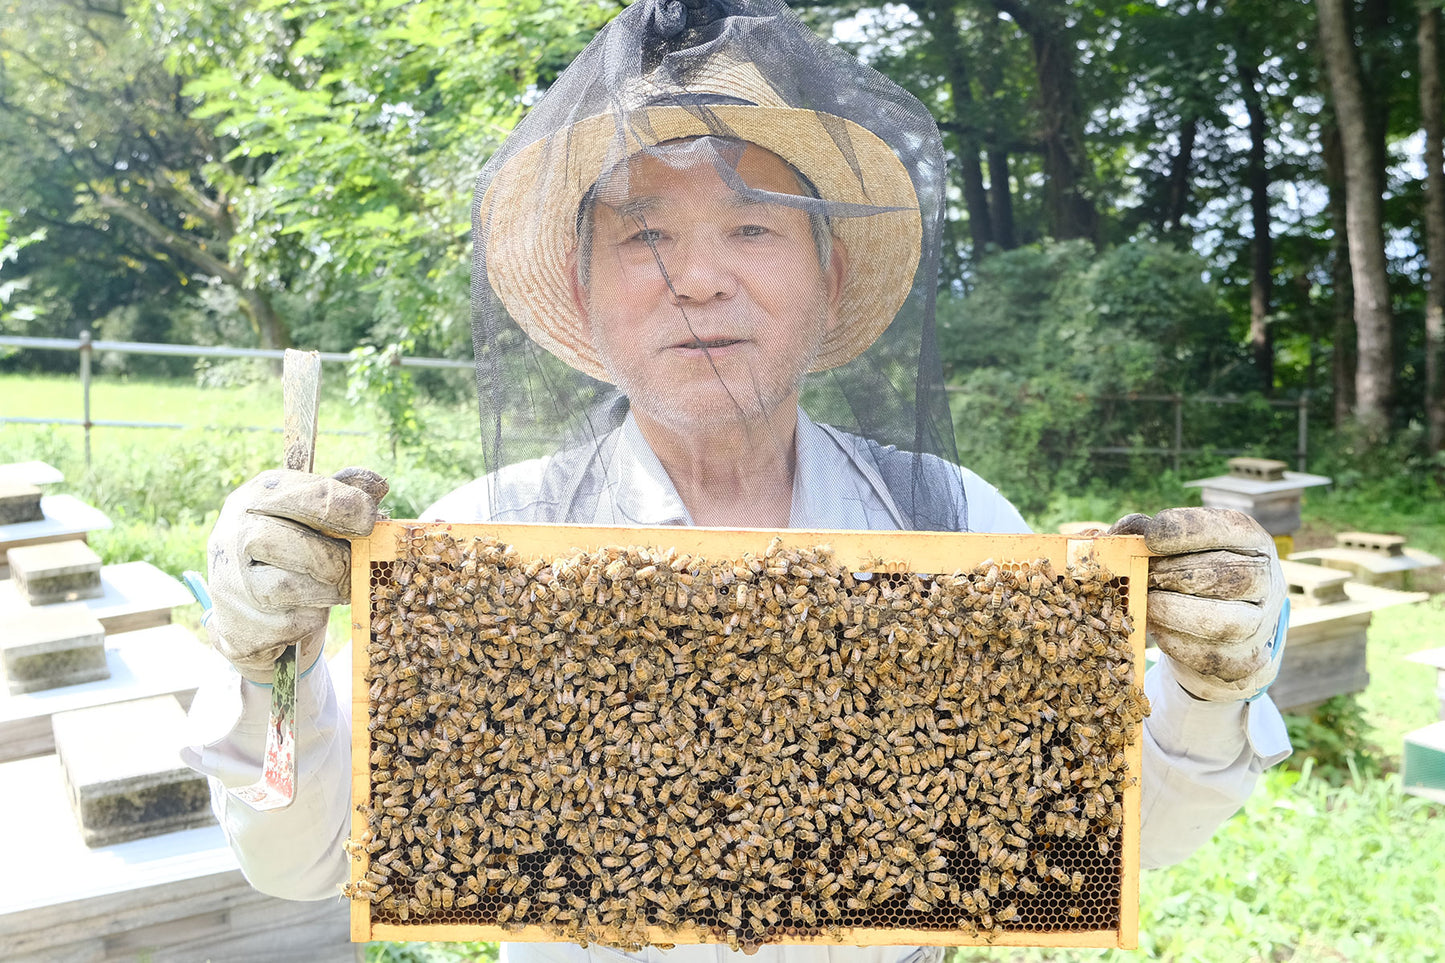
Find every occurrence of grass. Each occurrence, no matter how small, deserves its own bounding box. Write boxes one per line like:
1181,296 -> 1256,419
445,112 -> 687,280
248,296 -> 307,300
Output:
4,371 -> 1444,962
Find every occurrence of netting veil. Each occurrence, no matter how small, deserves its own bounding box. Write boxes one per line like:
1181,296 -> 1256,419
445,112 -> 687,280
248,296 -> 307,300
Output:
469,0 -> 967,530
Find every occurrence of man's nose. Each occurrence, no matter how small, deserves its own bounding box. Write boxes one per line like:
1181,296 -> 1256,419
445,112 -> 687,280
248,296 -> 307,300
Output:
664,232 -> 736,304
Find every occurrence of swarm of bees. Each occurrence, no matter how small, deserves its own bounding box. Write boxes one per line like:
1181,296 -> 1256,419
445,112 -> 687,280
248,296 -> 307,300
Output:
345,530 -> 1149,950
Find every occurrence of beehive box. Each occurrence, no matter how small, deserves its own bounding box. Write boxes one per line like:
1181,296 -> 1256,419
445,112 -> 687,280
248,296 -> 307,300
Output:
348,523 -> 1151,950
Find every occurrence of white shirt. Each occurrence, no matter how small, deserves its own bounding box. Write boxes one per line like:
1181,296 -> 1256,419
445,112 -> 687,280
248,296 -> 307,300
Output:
182,410 -> 1291,963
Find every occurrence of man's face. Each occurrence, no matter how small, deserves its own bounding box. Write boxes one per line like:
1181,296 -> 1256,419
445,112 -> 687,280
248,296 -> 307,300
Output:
573,142 -> 845,434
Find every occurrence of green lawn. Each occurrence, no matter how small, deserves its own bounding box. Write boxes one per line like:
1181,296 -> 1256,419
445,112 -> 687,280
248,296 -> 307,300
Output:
3,371 -> 1443,963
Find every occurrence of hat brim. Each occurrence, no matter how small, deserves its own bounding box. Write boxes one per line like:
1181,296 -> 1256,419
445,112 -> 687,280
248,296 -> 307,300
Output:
480,105 -> 923,383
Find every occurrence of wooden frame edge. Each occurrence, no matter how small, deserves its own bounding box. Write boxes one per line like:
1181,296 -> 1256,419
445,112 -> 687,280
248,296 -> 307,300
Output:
367,923 -> 1126,947
1118,550 -> 1150,950
350,534 -> 374,943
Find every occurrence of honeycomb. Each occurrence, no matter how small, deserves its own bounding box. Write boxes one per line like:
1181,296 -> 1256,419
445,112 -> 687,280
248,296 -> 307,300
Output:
346,530 -> 1148,949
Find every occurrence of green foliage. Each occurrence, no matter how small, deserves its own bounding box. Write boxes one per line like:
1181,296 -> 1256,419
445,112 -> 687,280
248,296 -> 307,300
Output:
1283,696 -> 1386,784
366,941 -> 497,963
0,0 -> 236,362
139,0 -> 618,359
0,209 -> 44,329
939,239 -> 1251,512
349,344 -> 425,459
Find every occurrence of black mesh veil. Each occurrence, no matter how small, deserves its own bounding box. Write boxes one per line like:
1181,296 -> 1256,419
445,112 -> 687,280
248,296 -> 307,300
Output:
469,0 -> 966,531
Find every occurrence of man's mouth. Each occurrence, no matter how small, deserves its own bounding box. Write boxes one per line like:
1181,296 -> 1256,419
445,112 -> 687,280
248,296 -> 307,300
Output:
677,338 -> 743,349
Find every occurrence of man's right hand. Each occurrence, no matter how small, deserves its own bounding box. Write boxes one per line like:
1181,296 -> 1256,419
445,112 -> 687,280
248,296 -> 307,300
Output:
206,467 -> 387,684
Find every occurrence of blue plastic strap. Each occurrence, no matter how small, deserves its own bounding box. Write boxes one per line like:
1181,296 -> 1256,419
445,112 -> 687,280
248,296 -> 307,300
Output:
181,570 -> 322,687
1244,596 -> 1290,703
181,570 -> 213,630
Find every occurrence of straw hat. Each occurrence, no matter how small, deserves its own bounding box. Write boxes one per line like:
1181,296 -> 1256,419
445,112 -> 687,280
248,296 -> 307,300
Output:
479,60 -> 924,383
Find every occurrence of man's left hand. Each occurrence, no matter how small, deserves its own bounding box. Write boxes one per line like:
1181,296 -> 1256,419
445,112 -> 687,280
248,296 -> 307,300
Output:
1108,507 -> 1286,702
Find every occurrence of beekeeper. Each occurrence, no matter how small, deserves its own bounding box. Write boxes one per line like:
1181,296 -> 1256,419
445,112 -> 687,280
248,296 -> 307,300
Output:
184,1 -> 1291,957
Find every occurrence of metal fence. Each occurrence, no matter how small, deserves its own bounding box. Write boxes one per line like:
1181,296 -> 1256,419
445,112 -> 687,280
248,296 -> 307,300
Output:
1085,391 -> 1310,473
0,332 -> 473,466
4,334 -> 1310,471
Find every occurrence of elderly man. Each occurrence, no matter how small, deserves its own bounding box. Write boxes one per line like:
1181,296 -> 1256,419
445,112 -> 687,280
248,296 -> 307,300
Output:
184,0 -> 1290,958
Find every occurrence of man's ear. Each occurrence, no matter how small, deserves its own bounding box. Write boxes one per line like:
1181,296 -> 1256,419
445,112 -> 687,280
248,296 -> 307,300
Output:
825,236 -> 849,331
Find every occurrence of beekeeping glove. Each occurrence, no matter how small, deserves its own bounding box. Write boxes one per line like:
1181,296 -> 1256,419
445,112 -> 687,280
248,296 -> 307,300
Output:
206,467 -> 387,684
1107,507 -> 1287,703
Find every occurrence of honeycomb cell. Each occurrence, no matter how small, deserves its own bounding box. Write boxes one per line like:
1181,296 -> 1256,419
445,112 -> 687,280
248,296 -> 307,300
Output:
346,535 -> 1146,947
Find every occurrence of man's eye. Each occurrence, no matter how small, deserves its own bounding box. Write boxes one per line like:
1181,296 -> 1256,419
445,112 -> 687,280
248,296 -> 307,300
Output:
626,228 -> 664,244
737,224 -> 770,237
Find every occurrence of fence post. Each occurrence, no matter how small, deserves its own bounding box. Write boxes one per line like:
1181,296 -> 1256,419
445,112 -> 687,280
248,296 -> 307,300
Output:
1297,391 -> 1309,472
79,329 -> 93,469
1173,393 -> 1183,476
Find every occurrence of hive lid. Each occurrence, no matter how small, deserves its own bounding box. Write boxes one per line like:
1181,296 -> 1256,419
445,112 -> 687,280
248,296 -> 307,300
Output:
1287,581 -> 1429,628
0,461 -> 64,487
1182,465 -> 1332,495
1405,647 -> 1445,671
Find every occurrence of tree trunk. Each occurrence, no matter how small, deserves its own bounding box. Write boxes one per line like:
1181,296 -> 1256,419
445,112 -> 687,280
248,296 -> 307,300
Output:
1238,54 -> 1274,393
239,287 -> 292,353
915,0 -> 994,256
987,147 -> 1017,249
1317,0 -> 1394,439
979,11 -> 1016,250
94,189 -> 291,351
1420,3 -> 1445,456
1321,121 -> 1357,426
1163,116 -> 1197,234
989,0 -> 1099,244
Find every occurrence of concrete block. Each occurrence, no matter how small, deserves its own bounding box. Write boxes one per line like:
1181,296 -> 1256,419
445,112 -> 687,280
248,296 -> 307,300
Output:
8,539 -> 103,605
51,696 -> 213,847
1279,559 -> 1351,607
2,603 -> 108,694
1228,457 -> 1287,481
1336,531 -> 1406,556
0,482 -> 44,525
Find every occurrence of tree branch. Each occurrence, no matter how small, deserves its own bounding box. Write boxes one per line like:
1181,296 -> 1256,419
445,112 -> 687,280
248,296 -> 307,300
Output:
93,193 -> 238,283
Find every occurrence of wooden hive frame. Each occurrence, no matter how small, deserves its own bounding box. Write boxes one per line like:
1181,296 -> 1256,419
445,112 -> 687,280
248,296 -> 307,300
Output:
349,522 -> 1150,949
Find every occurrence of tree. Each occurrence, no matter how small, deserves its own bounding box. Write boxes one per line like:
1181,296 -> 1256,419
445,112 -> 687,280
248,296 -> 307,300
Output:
985,0 -> 1100,244
1316,0 -> 1395,438
1420,0 -> 1445,456
0,0 -> 287,350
